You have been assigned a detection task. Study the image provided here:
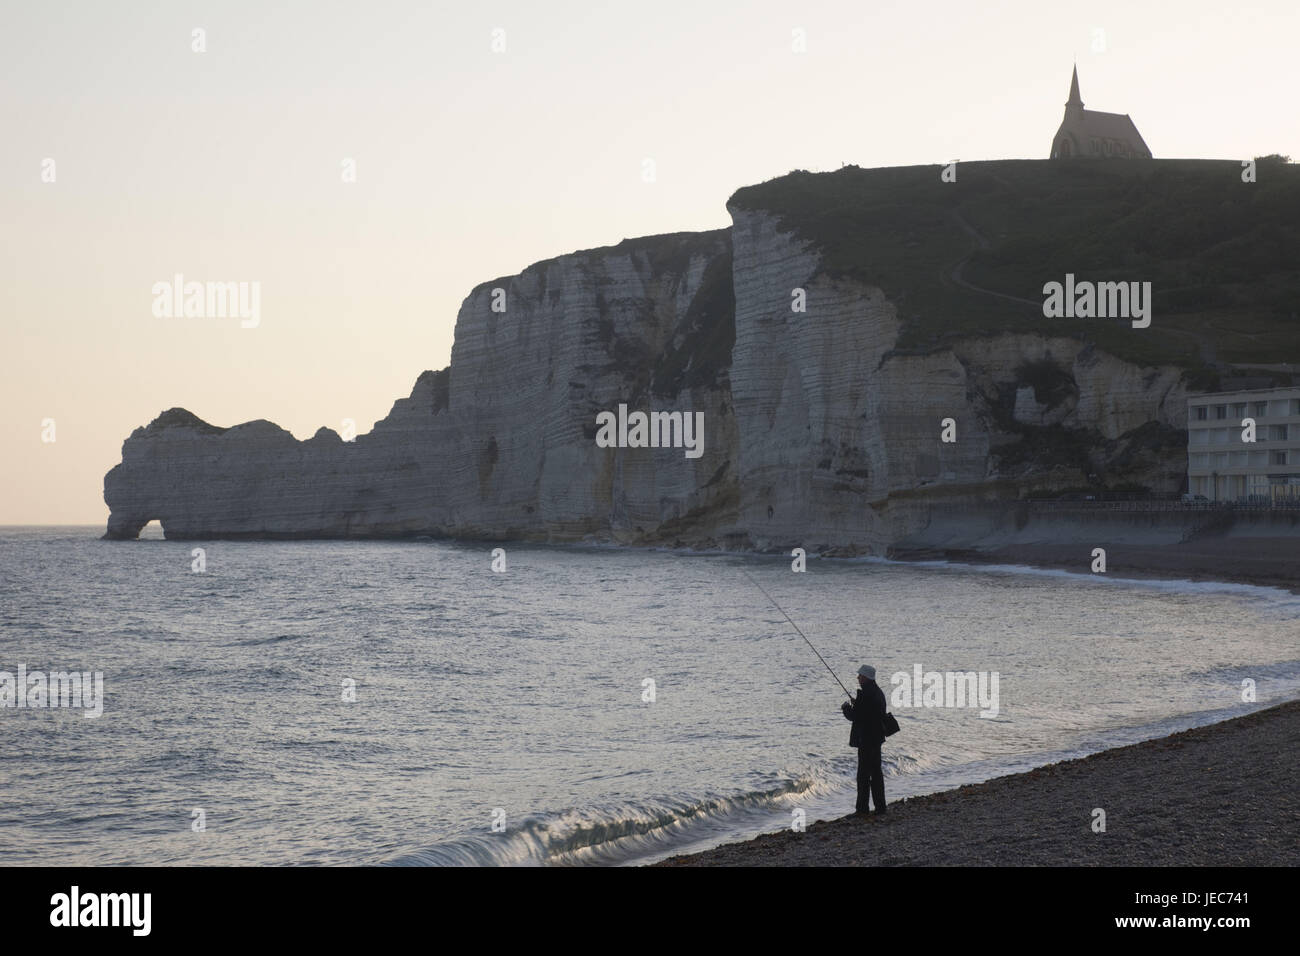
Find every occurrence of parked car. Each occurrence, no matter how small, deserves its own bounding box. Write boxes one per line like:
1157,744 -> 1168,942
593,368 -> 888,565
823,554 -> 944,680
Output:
1181,494 -> 1210,502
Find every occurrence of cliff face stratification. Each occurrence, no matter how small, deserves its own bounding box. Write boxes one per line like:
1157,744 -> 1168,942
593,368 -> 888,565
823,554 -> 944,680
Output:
105,231 -> 741,543
107,160 -> 1278,551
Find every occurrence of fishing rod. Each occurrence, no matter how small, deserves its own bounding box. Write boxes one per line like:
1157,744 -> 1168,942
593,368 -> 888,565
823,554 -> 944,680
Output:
742,569 -> 855,703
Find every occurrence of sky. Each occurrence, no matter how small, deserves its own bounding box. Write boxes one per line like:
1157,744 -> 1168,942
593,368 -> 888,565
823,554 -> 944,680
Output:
2,0 -> 1297,524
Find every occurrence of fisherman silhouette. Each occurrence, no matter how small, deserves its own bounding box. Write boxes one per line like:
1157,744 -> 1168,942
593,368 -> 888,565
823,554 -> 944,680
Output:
739,571 -> 889,815
841,664 -> 887,815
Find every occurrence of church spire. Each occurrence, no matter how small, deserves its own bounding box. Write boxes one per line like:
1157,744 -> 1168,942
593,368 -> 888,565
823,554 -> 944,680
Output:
1066,65 -> 1083,109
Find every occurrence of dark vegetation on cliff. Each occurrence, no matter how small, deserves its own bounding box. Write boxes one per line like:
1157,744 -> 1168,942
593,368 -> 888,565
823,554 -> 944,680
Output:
145,408 -> 227,434
418,368 -> 450,414
730,158 -> 1300,379
574,230 -> 736,403
481,229 -> 730,302
991,419 -> 1186,493
980,357 -> 1187,492
651,250 -> 736,397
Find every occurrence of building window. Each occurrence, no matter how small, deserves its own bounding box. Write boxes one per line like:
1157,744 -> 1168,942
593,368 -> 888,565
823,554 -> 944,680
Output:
1233,403 -> 1247,417
1273,451 -> 1288,466
1195,406 -> 1208,421
1215,405 -> 1227,419
1254,402 -> 1268,417
1270,425 -> 1288,441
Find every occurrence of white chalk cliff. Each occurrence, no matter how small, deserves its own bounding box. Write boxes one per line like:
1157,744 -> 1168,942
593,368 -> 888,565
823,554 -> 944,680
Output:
104,174 -> 1191,551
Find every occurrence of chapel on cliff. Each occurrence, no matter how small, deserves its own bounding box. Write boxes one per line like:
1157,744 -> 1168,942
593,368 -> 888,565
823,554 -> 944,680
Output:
1050,66 -> 1151,159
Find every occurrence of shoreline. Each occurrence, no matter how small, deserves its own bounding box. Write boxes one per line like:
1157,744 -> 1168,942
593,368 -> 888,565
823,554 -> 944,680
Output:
56,517 -> 1300,597
69,523 -> 1300,599
891,538 -> 1300,596
653,698 -> 1300,866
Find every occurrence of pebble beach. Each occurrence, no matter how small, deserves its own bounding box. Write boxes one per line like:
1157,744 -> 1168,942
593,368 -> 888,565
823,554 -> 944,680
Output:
656,699 -> 1300,866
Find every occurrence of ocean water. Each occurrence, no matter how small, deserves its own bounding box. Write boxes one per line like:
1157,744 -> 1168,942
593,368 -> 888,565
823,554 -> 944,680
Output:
1,526 -> 1297,866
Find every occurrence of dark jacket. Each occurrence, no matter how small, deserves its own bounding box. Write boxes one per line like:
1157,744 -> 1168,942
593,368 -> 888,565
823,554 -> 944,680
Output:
842,682 -> 887,748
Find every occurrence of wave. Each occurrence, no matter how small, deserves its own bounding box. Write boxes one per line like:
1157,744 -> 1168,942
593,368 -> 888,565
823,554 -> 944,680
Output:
529,541 -> 1300,609
384,764 -> 852,867
383,748 -> 945,868
381,685 -> 1300,869
1181,657 -> 1300,685
865,554 -> 1300,606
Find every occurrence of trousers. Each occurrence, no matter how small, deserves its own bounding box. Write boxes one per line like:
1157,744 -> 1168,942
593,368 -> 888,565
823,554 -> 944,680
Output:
856,742 -> 886,813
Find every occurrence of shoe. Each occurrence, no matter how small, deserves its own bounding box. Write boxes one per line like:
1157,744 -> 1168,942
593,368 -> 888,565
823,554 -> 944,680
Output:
873,808 -> 887,815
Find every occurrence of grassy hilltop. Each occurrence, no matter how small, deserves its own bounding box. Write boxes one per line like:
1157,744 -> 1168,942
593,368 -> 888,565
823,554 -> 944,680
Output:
729,158 -> 1300,380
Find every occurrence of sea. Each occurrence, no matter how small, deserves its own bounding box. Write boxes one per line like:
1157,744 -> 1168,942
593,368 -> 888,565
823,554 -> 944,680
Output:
1,525 -> 1297,866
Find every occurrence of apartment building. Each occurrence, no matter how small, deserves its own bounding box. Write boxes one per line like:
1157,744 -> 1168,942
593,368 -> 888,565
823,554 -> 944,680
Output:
1187,387 -> 1300,502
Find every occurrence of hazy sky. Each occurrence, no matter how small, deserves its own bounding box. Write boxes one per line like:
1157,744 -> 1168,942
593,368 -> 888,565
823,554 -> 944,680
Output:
3,0 -> 1296,524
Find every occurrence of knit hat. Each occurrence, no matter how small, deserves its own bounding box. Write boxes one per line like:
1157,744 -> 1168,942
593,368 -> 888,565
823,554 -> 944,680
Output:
858,664 -> 876,679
